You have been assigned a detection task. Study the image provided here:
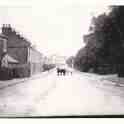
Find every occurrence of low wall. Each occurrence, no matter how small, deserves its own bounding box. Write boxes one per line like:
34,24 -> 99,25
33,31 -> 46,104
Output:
0,67 -> 12,80
11,62 -> 43,78
0,62 -> 44,80
12,64 -> 30,78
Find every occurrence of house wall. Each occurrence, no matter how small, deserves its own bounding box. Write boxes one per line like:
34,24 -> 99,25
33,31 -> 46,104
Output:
28,47 -> 42,63
28,47 -> 43,75
8,47 -> 28,64
0,36 -> 7,60
2,25 -> 30,64
0,39 -> 3,60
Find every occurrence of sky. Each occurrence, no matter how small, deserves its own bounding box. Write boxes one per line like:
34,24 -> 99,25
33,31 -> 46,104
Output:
0,0 -> 112,57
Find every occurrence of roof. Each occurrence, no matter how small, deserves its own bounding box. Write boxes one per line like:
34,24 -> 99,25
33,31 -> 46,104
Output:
0,33 -> 7,39
6,54 -> 19,63
30,46 -> 43,56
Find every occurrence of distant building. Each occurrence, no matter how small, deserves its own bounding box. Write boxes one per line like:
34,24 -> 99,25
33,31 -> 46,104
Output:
55,56 -> 66,65
1,24 -> 43,77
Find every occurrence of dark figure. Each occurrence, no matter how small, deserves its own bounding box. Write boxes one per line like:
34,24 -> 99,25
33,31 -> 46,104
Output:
70,71 -> 72,75
61,69 -> 66,76
57,68 -> 66,76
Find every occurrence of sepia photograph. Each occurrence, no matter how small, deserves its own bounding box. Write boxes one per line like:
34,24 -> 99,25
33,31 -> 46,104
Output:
0,0 -> 124,118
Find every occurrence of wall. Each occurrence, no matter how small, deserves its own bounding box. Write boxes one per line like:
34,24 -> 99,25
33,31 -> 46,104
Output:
28,47 -> 42,63
0,35 -> 7,60
28,47 -> 43,75
8,47 -> 28,64
0,39 -> 3,60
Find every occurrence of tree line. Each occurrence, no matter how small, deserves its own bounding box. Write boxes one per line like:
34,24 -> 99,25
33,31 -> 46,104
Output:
73,6 -> 124,75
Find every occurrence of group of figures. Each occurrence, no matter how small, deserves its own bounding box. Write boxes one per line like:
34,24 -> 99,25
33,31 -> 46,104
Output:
56,67 -> 72,76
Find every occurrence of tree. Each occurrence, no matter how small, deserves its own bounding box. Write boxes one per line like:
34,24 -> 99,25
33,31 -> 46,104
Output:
74,6 -> 124,74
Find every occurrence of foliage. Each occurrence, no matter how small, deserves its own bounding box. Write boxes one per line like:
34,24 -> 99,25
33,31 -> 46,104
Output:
66,56 -> 75,68
74,6 -> 124,74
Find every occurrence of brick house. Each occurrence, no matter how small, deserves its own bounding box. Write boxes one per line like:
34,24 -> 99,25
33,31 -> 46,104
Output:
1,24 -> 43,78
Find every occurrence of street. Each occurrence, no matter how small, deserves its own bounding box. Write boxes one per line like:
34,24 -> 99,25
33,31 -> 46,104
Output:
0,67 -> 124,116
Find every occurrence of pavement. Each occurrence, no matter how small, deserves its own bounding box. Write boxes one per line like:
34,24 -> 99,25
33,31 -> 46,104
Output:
100,74 -> 124,86
76,70 -> 124,86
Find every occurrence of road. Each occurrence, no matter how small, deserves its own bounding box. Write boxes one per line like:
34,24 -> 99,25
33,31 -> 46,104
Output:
0,67 -> 124,116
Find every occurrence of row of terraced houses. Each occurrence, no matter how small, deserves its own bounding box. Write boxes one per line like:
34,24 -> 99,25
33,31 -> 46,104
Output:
0,24 -> 44,80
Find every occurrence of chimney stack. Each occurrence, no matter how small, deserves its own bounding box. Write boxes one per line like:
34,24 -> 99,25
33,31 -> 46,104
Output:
2,24 -> 12,35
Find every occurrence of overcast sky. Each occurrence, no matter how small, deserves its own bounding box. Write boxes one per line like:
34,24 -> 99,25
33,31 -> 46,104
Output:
0,0 -> 110,57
